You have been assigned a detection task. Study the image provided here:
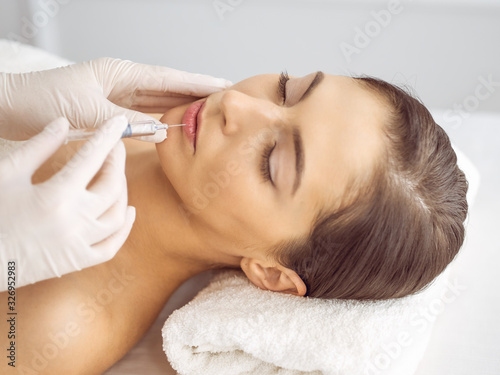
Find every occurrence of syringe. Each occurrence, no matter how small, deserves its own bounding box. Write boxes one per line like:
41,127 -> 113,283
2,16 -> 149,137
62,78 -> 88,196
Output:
66,120 -> 186,142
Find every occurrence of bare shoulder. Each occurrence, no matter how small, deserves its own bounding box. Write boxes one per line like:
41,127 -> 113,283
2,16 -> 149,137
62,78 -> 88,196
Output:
0,246 -> 170,374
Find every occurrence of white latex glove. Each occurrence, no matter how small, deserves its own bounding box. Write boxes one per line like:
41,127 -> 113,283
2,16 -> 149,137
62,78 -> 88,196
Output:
0,57 -> 232,142
0,116 -> 135,291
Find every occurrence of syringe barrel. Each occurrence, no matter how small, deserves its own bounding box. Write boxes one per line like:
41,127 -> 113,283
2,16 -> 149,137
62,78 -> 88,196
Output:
121,122 -> 157,138
66,120 -> 158,142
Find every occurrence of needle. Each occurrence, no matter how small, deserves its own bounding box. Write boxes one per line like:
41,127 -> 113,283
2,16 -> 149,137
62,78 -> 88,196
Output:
66,121 -> 187,142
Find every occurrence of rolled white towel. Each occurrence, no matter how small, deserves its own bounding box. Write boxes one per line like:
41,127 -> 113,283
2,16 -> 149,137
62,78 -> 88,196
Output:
162,265 -> 455,375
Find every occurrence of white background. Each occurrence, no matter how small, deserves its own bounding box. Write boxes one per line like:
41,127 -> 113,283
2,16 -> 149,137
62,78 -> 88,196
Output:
0,0 -> 499,114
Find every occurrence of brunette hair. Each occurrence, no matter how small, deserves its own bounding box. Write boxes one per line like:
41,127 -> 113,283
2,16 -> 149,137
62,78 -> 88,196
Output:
271,76 -> 468,300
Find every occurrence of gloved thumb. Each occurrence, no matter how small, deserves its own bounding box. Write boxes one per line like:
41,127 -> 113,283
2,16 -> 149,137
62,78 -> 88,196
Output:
89,99 -> 166,143
76,99 -> 167,143
120,109 -> 167,143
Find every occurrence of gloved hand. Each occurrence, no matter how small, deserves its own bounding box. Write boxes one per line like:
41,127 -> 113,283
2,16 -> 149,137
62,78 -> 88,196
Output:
0,116 -> 135,291
0,57 -> 232,142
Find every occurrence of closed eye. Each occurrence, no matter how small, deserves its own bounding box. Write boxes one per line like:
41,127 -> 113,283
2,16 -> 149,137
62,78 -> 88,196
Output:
260,141 -> 277,185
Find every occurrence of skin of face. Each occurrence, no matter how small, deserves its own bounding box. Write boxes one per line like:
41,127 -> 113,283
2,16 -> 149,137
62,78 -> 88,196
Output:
156,72 -> 386,296
0,73 -> 388,374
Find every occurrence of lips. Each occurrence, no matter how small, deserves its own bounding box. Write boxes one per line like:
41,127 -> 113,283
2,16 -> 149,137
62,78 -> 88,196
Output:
182,100 -> 206,153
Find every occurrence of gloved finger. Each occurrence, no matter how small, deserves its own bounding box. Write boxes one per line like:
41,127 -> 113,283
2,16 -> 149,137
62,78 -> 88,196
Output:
135,128 -> 166,143
2,117 -> 68,176
132,91 -> 200,109
90,205 -> 136,263
143,78 -> 232,98
77,102 -> 168,143
91,107 -> 167,143
128,63 -> 232,97
136,90 -> 196,99
75,94 -> 188,127
89,180 -> 129,245
57,116 -> 127,187
87,141 -> 127,217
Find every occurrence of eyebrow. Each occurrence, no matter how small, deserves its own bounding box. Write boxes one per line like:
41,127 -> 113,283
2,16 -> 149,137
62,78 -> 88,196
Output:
291,71 -> 323,195
297,71 -> 324,104
292,127 -> 304,195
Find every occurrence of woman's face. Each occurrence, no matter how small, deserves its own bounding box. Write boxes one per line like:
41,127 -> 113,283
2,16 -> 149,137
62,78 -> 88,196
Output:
156,72 -> 386,259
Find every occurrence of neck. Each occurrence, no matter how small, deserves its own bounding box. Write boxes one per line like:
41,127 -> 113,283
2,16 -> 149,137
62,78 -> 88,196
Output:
122,141 -> 239,289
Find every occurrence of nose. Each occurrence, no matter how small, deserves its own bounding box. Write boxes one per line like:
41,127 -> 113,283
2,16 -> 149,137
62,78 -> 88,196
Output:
219,90 -> 280,136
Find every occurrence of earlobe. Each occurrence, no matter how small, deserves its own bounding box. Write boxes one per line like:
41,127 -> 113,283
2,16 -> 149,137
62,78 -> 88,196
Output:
240,258 -> 307,297
240,257 -> 267,291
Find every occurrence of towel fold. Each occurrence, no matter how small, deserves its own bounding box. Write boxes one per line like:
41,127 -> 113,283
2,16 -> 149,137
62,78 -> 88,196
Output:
162,266 -> 452,375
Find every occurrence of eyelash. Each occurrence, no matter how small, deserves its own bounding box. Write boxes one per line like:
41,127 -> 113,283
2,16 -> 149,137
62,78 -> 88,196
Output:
260,72 -> 290,185
278,71 -> 290,105
259,72 -> 289,184
260,141 -> 277,184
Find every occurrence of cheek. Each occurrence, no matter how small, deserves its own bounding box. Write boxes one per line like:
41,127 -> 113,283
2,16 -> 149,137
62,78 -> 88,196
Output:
189,149 -> 265,223
187,171 -> 253,243
190,130 -> 262,210
190,153 -> 247,211
189,150 -> 289,248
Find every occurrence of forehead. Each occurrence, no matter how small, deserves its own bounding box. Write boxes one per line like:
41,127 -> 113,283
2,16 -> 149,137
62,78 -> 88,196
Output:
294,74 -> 387,216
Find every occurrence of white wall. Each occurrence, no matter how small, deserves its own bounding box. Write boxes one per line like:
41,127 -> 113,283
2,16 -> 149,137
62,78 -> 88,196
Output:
0,1 -> 24,39
1,0 -> 499,115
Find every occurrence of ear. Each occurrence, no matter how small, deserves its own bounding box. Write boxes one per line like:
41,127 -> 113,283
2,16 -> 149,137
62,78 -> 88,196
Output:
240,257 -> 307,296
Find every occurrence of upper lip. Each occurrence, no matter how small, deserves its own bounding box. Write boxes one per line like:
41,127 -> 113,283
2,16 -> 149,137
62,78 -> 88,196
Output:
181,99 -> 206,154
194,100 -> 206,151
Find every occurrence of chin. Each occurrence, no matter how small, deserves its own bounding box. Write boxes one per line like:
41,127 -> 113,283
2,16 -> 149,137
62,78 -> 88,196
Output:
159,112 -> 169,124
155,137 -> 170,174
155,110 -> 179,166
154,111 -> 187,202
